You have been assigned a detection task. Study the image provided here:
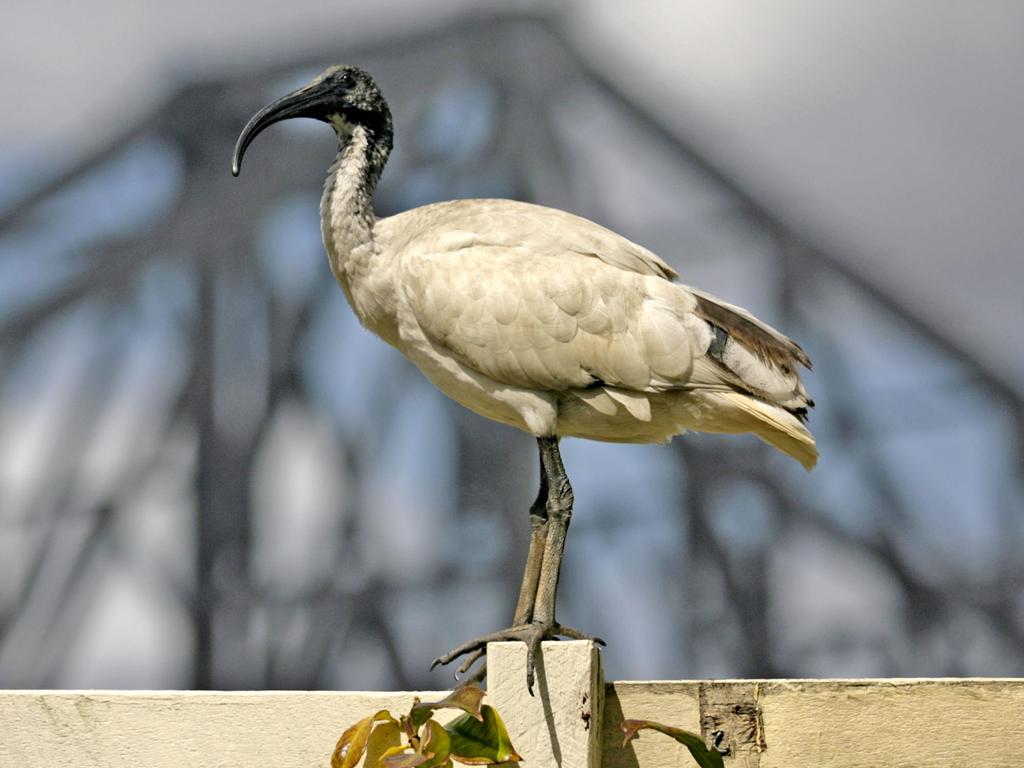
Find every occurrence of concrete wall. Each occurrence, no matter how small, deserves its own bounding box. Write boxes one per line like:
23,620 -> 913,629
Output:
2,642 -> 1022,767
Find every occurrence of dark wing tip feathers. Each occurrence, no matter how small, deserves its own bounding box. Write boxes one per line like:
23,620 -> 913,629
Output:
693,294 -> 812,372
693,294 -> 815,422
793,342 -> 813,371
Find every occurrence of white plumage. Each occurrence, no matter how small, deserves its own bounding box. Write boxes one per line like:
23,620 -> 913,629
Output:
332,197 -> 817,469
233,65 -> 817,688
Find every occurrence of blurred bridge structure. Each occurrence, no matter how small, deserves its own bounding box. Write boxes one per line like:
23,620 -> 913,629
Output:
1,12 -> 1022,690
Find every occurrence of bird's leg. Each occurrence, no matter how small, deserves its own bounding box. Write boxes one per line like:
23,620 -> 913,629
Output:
527,438 -> 599,647
530,436 -> 572,627
431,437 -> 603,692
512,452 -> 549,625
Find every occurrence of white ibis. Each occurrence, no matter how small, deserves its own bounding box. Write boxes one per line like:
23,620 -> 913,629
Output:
232,65 -> 817,690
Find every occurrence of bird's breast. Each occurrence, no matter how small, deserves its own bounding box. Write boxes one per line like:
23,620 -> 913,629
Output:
327,244 -> 401,346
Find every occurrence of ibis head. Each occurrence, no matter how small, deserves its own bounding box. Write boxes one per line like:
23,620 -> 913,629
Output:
232,65 -> 391,177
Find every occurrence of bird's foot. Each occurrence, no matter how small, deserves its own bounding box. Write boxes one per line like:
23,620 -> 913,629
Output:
431,621 -> 604,694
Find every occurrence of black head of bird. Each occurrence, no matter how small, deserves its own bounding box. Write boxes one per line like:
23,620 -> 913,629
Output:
232,65 -> 392,178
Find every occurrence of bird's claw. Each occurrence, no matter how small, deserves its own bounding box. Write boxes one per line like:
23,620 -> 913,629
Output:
455,648 -> 485,678
432,622 -> 604,694
457,660 -> 487,686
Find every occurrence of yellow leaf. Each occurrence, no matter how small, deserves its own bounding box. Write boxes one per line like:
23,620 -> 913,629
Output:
332,710 -> 396,768
410,686 -> 486,727
373,745 -> 414,768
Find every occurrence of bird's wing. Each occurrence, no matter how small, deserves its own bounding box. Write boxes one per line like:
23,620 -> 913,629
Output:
386,199 -> 678,281
520,205 -> 679,281
399,239 -> 705,394
393,197 -> 812,411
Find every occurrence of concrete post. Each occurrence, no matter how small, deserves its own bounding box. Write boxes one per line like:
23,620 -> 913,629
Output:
487,640 -> 604,768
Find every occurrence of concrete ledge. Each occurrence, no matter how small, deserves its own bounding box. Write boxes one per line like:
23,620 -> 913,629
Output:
0,690 -> 450,768
1,644 -> 1022,767
605,678 -> 1024,768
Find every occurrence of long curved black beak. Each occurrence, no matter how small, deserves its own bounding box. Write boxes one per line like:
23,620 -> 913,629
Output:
232,83 -> 330,177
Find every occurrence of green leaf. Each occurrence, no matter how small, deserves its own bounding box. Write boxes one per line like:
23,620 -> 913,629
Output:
420,719 -> 453,767
620,719 -> 725,768
365,723 -> 404,768
410,686 -> 486,727
332,710 -> 397,768
446,705 -> 522,765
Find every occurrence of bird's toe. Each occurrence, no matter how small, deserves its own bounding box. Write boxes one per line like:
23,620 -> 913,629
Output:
455,648 -> 486,678
432,621 -> 605,691
554,623 -> 606,645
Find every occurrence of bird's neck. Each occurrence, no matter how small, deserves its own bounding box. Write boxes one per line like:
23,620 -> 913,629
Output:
321,121 -> 398,340
321,122 -> 389,259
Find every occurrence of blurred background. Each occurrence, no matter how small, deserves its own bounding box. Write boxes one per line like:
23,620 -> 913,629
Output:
2,1 -> 1023,690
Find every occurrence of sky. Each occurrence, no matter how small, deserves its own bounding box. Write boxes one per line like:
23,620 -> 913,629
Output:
3,0 -> 1021,389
